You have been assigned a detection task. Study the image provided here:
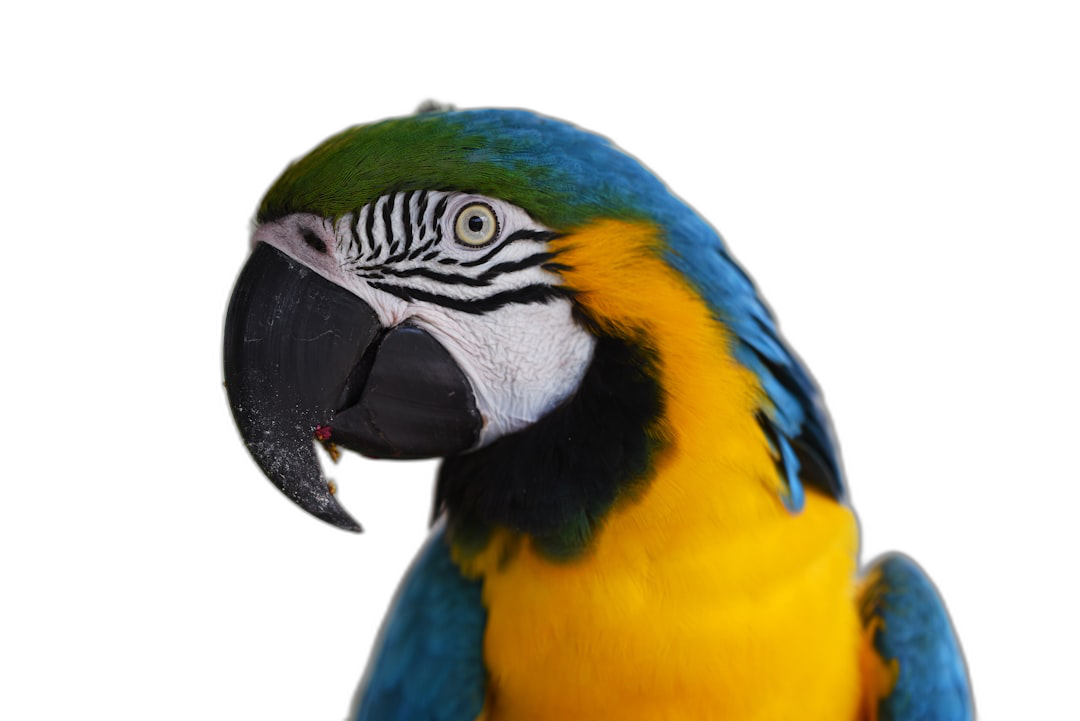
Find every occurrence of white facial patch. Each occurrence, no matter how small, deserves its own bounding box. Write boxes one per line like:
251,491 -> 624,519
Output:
408,293 -> 595,446
251,192 -> 597,448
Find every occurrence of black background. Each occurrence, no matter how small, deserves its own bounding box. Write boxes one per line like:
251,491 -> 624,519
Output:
141,74 -> 1002,721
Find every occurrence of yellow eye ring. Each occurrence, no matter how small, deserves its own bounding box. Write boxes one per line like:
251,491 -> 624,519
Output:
454,203 -> 499,247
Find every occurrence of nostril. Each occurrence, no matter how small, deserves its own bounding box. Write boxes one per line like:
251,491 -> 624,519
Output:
301,228 -> 328,254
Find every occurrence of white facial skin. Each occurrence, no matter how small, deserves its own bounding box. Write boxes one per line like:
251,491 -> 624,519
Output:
251,192 -> 596,447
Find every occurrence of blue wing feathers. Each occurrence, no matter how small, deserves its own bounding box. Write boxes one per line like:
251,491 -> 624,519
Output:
862,554 -> 973,721
352,525 -> 487,721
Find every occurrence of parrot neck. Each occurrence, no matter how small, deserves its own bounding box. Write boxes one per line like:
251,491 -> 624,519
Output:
439,218 -> 802,561
432,224 -> 863,721
436,329 -> 665,559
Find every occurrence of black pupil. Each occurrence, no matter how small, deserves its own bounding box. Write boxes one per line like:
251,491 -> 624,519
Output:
467,214 -> 485,233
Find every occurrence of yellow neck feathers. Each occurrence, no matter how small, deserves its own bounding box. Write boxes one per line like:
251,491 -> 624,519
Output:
552,219 -> 793,528
457,219 -> 862,721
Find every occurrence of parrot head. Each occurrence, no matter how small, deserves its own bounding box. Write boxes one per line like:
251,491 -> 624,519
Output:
224,108 -> 842,552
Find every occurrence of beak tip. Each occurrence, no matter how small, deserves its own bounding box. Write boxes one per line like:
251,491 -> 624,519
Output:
293,472 -> 363,533
272,471 -> 364,532
321,504 -> 364,533
330,519 -> 364,534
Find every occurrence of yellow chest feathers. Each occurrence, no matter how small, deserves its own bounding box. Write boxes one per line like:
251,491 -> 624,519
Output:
452,221 -> 862,720
461,492 -> 860,721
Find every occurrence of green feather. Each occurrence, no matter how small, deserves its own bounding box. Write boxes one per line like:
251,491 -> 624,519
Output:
258,113 -> 564,226
256,109 -> 660,230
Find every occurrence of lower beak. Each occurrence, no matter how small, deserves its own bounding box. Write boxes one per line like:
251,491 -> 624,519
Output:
223,244 -> 481,531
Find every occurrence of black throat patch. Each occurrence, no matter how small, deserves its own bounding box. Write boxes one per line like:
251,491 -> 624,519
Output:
435,331 -> 666,560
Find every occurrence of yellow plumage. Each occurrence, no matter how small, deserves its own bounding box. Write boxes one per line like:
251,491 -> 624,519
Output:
454,220 -> 863,720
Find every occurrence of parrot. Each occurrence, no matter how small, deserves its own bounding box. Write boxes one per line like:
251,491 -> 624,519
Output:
223,107 -> 973,721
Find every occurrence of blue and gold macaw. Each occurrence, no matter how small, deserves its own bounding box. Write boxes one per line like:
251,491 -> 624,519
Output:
224,108 -> 972,720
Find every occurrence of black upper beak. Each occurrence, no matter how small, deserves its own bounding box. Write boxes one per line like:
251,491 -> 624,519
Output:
223,244 -> 482,531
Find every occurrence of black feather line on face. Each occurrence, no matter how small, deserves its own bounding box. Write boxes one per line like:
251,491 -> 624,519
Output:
369,282 -> 568,314
436,330 -> 667,560
349,211 -> 362,254
363,205 -> 377,259
401,190 -> 414,252
382,193 -> 396,248
458,230 -> 560,268
416,190 -> 430,223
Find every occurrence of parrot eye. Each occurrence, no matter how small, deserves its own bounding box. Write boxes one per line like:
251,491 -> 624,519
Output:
453,203 -> 499,247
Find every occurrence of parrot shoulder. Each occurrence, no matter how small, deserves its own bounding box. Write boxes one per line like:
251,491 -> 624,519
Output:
857,553 -> 973,721
351,522 -> 488,721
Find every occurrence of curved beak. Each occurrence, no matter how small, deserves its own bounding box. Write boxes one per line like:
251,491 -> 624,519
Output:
223,244 -> 481,531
